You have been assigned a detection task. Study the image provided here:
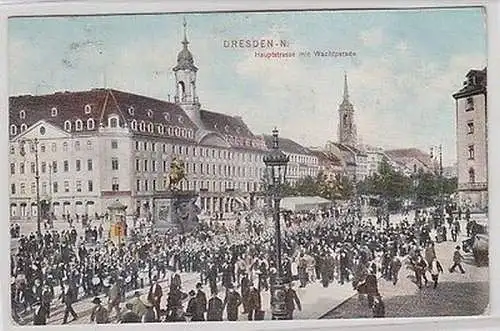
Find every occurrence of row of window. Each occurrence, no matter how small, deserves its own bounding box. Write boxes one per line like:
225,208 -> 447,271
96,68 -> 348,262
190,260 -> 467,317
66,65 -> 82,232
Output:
134,158 -> 264,178
10,140 -> 94,155
289,154 -> 318,165
10,159 -> 94,175
135,141 -> 262,163
135,178 -> 259,193
11,180 -> 94,195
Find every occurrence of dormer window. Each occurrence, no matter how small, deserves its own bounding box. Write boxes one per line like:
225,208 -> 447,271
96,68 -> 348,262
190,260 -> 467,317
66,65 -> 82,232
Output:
19,110 -> 26,120
108,116 -> 119,128
10,125 -> 17,135
157,124 -> 164,134
139,121 -> 145,131
51,107 -> 58,117
64,120 -> 72,131
75,119 -> 83,131
147,109 -> 153,118
147,122 -> 153,132
178,116 -> 183,124
84,104 -> 92,114
20,123 -> 27,132
131,120 -> 137,130
164,112 -> 171,121
87,118 -> 95,130
128,107 -> 135,116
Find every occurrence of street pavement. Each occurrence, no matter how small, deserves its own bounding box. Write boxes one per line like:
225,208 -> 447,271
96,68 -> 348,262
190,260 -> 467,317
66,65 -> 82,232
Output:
321,218 -> 489,319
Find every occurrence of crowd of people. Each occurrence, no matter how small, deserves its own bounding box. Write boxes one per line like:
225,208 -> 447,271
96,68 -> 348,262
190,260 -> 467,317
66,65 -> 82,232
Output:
10,202 -> 475,325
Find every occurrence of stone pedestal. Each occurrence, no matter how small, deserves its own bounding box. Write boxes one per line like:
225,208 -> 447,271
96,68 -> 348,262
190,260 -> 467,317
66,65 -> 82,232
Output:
153,190 -> 200,234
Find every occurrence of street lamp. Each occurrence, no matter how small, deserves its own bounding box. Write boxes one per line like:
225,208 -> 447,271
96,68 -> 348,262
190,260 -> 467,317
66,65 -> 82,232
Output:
19,138 -> 41,236
430,145 -> 444,225
263,127 -> 289,320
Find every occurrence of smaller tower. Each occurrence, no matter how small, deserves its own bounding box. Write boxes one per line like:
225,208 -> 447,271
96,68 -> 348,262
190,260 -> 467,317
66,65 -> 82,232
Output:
173,18 -> 202,127
338,72 -> 358,147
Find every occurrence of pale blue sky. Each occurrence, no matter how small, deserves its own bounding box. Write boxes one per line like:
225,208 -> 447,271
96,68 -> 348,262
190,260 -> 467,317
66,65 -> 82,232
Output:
8,8 -> 487,165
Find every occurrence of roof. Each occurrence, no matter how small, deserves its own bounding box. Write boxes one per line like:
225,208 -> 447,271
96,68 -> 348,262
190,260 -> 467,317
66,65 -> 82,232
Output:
9,88 -> 198,140
453,67 -> 487,99
280,196 -> 332,211
384,148 -> 432,168
262,135 -> 313,156
311,150 -> 343,167
330,142 -> 367,156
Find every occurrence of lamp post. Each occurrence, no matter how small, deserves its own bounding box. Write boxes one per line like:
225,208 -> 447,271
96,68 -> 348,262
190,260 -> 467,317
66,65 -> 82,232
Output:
20,138 -> 41,236
430,145 -> 444,225
263,128 -> 289,320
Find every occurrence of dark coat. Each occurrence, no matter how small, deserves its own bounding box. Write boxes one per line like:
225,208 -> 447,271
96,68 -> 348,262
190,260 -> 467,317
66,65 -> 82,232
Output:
33,306 -> 48,325
246,288 -> 261,311
224,290 -> 241,321
285,288 -> 301,313
147,283 -> 162,305
196,290 -> 207,313
120,310 -> 141,323
186,297 -> 204,321
207,297 -> 224,321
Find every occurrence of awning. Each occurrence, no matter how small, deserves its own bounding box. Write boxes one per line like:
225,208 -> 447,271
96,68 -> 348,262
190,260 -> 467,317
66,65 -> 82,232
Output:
280,196 -> 333,212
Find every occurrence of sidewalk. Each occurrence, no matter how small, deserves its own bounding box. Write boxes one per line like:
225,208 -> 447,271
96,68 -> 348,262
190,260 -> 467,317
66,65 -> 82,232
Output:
236,279 -> 357,321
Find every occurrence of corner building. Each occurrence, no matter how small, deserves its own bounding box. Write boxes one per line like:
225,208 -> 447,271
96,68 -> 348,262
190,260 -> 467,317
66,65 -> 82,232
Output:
8,24 -> 268,221
453,67 -> 487,211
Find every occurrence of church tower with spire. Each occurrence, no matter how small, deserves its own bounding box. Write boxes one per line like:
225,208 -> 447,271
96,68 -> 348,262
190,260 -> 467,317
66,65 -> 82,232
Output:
338,72 -> 358,147
173,18 -> 203,127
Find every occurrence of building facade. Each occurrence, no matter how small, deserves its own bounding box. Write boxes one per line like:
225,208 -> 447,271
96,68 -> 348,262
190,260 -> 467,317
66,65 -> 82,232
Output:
8,23 -> 271,221
384,148 -> 435,176
452,67 -> 487,210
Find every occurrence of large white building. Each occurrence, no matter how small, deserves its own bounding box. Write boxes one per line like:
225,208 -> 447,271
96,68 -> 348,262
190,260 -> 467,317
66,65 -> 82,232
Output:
8,22 -> 321,222
453,67 -> 487,210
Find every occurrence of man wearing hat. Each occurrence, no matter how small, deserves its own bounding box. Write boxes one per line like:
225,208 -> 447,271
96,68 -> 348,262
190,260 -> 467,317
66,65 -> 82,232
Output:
246,281 -> 262,321
449,246 -> 466,274
207,290 -> 224,321
223,283 -> 242,321
90,297 -> 109,324
147,275 -> 163,320
186,290 -> 204,321
195,283 -> 207,321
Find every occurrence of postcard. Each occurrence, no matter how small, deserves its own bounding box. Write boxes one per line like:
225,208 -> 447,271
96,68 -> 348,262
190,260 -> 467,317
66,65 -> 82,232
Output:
6,5 -> 488,327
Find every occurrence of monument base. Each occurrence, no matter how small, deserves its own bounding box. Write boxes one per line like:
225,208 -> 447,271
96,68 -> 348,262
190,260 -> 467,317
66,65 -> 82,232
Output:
153,190 -> 200,234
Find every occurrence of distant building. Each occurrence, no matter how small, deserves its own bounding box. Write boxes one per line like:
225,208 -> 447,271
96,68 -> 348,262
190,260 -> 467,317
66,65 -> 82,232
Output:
310,150 -> 345,181
360,144 -> 386,177
442,164 -> 458,179
452,67 -> 487,210
325,141 -> 368,181
262,135 -> 319,186
384,148 -> 435,176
